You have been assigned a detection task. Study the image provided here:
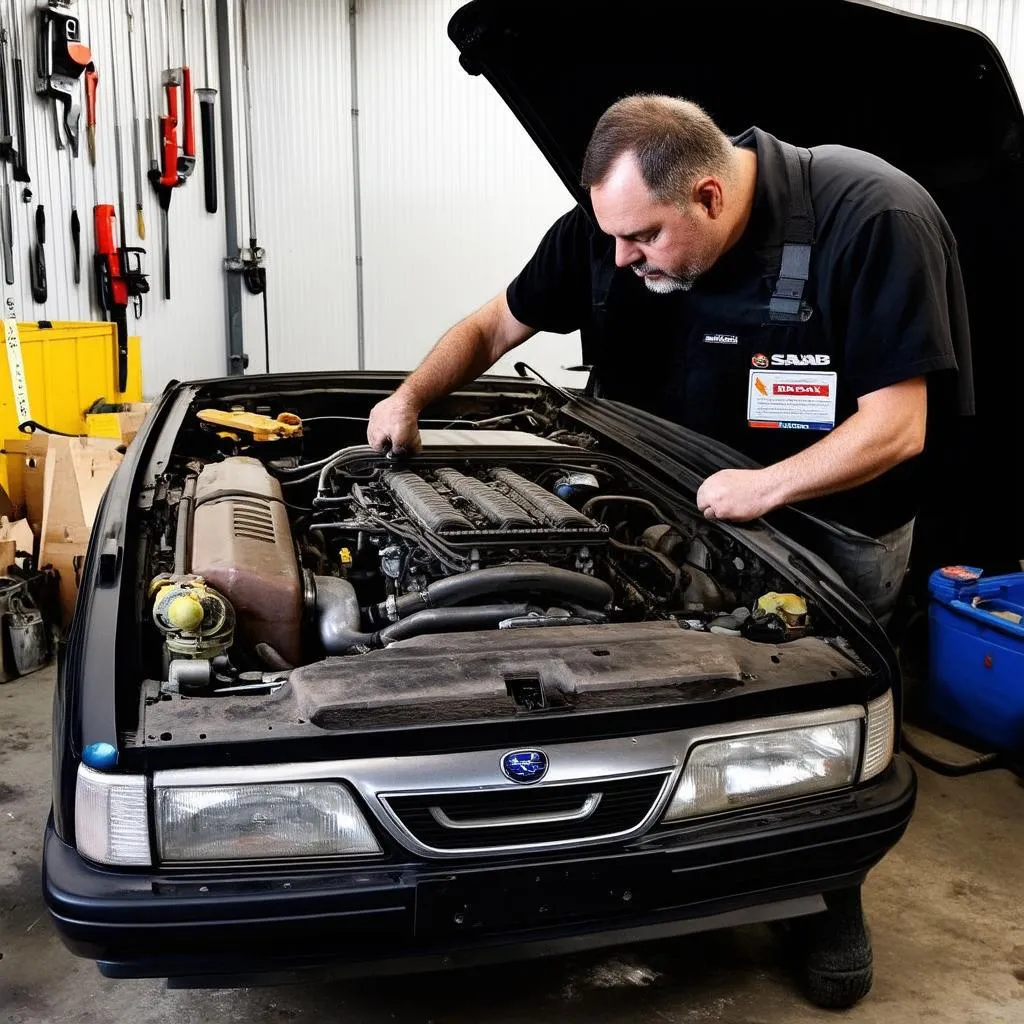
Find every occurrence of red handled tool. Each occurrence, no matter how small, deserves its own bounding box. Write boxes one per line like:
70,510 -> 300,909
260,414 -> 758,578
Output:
178,0 -> 195,180
95,0 -> 148,386
148,0 -> 195,299
93,204 -> 129,391
84,61 -> 97,164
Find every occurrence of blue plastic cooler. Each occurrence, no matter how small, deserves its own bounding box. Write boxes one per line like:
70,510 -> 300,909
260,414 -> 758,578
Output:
927,566 -> 1024,752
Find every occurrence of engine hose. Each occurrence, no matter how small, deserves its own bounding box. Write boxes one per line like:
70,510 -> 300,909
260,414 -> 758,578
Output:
377,603 -> 531,647
375,565 -> 615,624
899,729 -> 1005,776
174,475 -> 198,576
254,643 -> 293,671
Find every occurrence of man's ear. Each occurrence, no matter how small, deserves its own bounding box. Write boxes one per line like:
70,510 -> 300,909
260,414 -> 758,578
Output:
692,176 -> 724,219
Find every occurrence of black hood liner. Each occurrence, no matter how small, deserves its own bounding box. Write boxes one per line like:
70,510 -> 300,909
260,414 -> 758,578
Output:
448,0 -> 1024,569
447,0 -> 1023,215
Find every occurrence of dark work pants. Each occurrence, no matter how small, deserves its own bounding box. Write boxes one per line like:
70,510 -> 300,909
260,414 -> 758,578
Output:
812,518 -> 916,629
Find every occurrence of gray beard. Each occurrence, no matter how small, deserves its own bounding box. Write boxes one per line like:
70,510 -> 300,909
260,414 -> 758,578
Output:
632,262 -> 694,294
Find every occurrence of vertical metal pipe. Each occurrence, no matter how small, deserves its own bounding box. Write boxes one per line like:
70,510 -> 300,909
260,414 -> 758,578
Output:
239,0 -> 258,243
216,0 -> 245,373
349,1 -> 365,370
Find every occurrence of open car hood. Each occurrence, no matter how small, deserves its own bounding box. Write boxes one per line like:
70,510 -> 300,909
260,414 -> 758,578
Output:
447,0 -> 1023,218
447,0 -> 1024,570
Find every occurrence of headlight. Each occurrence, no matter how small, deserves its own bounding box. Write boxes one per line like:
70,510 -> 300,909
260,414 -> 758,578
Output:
155,781 -> 381,861
662,715 -> 861,822
75,765 -> 151,866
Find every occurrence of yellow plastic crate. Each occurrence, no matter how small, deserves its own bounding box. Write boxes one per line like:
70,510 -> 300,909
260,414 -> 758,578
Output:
0,320 -> 143,496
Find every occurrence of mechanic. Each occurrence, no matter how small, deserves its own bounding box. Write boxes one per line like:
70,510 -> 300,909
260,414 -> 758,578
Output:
367,95 -> 974,627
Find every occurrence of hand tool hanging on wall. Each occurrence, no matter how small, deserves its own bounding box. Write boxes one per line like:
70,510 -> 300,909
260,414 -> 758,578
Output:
0,10 -> 18,284
196,0 -> 216,213
148,0 -> 195,300
6,0 -> 29,184
30,205 -> 46,303
35,2 -> 92,284
93,205 -> 130,390
140,0 -> 158,178
84,58 -> 97,164
225,0 -> 268,369
97,0 -> 149,391
176,0 -> 196,182
124,0 -> 145,238
106,0 -> 150,310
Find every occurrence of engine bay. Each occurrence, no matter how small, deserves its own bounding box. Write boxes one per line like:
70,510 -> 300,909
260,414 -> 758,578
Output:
129,384 -> 871,722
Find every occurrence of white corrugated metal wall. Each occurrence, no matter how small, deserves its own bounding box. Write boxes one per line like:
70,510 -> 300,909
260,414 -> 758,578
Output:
12,1 -> 1024,398
2,0 -> 229,395
237,0 -> 358,375
353,0 -> 584,386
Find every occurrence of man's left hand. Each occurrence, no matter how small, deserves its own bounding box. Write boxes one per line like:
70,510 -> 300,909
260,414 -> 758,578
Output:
696,469 -> 778,523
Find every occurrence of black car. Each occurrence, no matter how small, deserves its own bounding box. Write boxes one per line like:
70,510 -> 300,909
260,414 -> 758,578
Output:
41,0 -> 1021,1010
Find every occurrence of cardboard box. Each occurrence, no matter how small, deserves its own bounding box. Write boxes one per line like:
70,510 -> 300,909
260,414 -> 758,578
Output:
36,436 -> 123,626
0,517 -> 35,571
3,433 -> 50,532
85,402 -> 152,445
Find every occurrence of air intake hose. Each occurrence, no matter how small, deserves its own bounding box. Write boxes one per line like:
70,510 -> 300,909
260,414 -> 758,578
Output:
315,573 -> 533,653
377,603 -> 531,646
371,564 -> 614,625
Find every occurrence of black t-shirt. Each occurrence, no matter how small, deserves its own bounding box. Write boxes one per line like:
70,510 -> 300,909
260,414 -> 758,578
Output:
506,127 -> 973,537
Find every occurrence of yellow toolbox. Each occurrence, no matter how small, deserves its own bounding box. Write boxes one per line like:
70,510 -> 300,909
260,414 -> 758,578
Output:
0,321 -> 143,497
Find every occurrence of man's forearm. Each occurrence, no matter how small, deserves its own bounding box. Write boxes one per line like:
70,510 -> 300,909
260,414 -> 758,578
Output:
761,403 -> 923,509
695,378 -> 927,524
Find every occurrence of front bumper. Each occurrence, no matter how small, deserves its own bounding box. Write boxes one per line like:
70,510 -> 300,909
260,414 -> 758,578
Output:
42,756 -> 916,985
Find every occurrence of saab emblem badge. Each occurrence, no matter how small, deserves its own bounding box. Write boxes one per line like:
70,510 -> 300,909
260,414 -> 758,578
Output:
752,352 -> 769,368
501,749 -> 549,784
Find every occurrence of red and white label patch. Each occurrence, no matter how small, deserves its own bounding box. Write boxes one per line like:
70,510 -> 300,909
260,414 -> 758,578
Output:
748,370 -> 838,431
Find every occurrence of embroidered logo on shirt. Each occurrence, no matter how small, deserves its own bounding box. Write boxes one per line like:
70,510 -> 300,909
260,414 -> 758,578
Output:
752,352 -> 769,368
770,353 -> 831,367
703,333 -> 739,345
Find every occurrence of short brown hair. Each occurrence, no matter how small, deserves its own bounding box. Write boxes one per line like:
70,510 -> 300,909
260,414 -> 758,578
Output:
581,95 -> 732,203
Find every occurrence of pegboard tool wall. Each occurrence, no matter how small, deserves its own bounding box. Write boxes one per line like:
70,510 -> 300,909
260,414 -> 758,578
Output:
5,0 -> 229,395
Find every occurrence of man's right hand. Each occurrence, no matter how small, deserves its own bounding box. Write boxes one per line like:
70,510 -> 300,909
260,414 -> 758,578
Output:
367,392 -> 423,456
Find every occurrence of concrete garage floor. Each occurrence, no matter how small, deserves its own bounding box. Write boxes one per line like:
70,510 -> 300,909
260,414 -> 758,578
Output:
3,665 -> 1024,1024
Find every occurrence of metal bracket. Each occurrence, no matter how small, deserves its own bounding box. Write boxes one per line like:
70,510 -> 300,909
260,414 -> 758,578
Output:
223,245 -> 265,273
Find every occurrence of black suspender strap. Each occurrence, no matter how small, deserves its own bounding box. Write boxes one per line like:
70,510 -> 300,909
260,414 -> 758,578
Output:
768,143 -> 815,323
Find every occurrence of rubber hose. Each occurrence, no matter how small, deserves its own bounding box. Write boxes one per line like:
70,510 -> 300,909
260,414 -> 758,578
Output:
254,643 -> 293,671
900,729 -> 1005,776
384,565 -> 614,621
377,603 -> 532,646
174,475 -> 198,576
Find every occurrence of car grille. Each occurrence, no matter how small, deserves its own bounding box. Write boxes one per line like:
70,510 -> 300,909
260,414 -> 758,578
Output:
382,772 -> 670,852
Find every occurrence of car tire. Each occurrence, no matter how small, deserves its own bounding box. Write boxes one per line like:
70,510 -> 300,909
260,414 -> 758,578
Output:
790,885 -> 874,1010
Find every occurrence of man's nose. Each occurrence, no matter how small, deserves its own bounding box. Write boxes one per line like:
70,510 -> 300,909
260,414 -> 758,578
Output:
615,238 -> 641,268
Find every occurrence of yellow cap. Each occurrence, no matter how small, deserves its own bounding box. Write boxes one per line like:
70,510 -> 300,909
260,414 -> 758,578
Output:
339,547 -> 353,566
757,592 -> 808,625
166,594 -> 205,632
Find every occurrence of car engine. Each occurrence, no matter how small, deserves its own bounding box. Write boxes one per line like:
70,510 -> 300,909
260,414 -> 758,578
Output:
142,413 -> 830,696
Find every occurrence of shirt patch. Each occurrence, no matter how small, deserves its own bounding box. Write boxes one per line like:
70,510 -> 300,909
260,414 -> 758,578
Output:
748,370 -> 838,431
770,353 -> 831,367
703,332 -> 739,345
